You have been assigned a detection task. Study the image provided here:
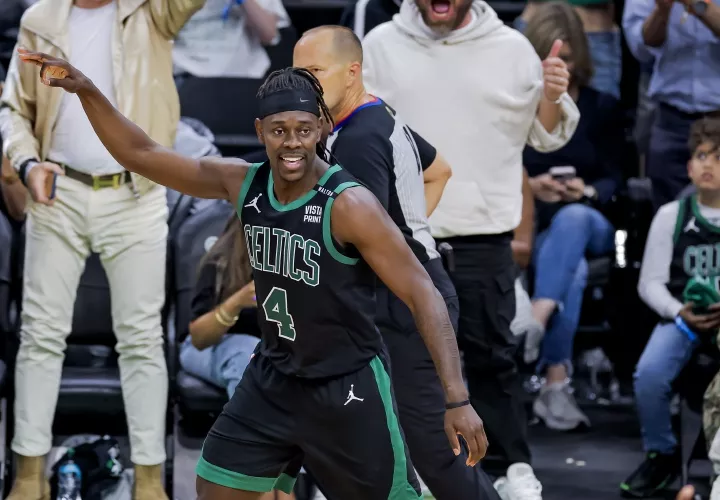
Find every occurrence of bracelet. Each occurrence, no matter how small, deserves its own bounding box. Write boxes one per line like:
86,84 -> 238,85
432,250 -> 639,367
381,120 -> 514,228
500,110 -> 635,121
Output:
445,400 -> 471,410
214,308 -> 238,327
675,315 -> 698,343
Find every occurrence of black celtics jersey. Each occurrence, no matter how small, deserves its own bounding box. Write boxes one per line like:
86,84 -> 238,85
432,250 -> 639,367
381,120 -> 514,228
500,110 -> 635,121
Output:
669,195 -> 720,300
237,162 -> 383,378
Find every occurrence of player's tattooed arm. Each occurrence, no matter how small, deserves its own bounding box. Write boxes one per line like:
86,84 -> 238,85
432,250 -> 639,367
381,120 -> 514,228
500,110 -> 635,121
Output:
332,187 -> 488,466
15,49 -> 248,201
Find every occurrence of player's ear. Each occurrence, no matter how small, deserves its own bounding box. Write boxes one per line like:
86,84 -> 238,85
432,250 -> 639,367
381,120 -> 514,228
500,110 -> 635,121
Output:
254,118 -> 265,145
318,116 -> 328,143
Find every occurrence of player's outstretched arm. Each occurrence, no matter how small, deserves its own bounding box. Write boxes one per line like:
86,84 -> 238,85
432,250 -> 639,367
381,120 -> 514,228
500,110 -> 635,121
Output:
15,48 -> 245,200
331,187 -> 488,466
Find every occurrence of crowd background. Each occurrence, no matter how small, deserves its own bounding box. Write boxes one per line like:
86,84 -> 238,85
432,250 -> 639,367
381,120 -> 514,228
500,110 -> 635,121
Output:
0,0 -> 719,499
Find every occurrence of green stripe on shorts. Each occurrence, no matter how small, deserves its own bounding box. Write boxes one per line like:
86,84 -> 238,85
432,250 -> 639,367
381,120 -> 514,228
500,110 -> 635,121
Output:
369,356 -> 423,500
196,456 -> 296,494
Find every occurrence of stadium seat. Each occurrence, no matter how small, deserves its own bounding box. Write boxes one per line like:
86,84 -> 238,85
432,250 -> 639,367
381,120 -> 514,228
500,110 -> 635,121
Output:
177,77 -> 264,158
171,200 -> 234,416
54,252 -> 174,494
266,26 -> 298,74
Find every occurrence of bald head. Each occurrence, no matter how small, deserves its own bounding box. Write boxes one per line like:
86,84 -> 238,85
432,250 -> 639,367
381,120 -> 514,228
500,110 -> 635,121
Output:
299,25 -> 363,65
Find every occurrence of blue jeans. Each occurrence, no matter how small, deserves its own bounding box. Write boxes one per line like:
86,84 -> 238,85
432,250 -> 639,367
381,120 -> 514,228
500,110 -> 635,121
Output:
179,334 -> 260,399
634,322 -> 698,453
533,204 -> 615,370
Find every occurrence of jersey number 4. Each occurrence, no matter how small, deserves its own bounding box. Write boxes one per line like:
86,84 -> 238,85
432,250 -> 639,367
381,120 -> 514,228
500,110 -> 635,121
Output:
262,287 -> 297,341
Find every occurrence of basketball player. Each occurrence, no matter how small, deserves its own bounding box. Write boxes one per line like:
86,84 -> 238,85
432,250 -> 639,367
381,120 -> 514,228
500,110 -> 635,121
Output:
294,26 -> 501,500
17,49 -> 488,500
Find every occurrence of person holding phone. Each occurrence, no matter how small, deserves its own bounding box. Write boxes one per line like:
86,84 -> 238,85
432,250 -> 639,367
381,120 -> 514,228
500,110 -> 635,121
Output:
522,2 -> 624,432
626,118 -> 720,497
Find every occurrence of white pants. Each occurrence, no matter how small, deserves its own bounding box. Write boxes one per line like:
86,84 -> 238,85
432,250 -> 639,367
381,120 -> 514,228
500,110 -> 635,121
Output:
13,175 -> 169,466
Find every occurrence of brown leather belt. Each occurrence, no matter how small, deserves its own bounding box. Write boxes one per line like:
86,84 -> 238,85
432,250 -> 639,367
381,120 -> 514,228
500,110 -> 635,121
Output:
52,161 -> 130,190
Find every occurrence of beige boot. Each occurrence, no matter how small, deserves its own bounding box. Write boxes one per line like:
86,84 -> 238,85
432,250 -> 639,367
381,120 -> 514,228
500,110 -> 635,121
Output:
134,464 -> 169,500
6,454 -> 50,500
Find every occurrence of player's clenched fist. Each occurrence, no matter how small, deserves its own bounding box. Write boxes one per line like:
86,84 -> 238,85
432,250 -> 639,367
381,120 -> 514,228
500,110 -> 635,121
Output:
444,404 -> 489,467
17,48 -> 88,94
542,39 -> 570,103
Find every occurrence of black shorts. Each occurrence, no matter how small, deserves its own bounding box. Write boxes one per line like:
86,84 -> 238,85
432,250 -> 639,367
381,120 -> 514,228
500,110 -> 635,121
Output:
197,350 -> 422,499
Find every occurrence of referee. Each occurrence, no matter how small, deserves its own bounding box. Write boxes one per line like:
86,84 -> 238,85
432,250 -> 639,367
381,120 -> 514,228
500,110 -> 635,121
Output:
294,26 -> 500,500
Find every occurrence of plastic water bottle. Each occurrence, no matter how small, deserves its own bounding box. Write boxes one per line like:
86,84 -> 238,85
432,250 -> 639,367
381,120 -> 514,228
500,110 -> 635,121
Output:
56,451 -> 82,500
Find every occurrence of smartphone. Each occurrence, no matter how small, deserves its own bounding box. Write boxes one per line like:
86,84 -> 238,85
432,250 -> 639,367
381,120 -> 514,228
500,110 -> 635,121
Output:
45,172 -> 57,200
549,166 -> 576,182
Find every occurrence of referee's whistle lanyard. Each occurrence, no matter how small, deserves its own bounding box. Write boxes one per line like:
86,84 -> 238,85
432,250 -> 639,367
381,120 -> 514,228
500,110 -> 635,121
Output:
675,315 -> 699,344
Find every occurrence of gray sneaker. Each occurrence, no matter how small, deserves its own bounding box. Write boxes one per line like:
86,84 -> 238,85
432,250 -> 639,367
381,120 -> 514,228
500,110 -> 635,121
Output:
533,381 -> 591,431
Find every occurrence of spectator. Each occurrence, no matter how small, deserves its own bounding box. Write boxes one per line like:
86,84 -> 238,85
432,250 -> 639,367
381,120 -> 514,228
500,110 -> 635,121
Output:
181,214 -> 259,399
361,0 -> 580,495
704,369 -> 720,499
515,0 -> 622,99
341,0 -> 400,39
179,214 -> 295,500
523,1 -> 623,431
625,118 -> 720,498
173,0 -> 290,81
0,0 -> 204,498
623,0 -> 720,207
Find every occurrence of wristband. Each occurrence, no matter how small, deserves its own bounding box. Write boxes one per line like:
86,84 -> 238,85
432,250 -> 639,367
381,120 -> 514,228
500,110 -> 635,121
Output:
675,315 -> 698,343
18,159 -> 38,187
445,400 -> 471,410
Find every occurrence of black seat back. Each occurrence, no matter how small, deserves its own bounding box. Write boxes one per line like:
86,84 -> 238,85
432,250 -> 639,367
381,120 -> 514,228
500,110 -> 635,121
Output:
173,200 -> 234,345
178,77 -> 262,136
266,26 -> 298,74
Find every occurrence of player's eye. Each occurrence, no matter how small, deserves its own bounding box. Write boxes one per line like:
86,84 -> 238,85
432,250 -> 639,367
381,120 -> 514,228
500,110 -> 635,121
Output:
697,152 -> 707,160
273,129 -> 284,136
299,128 -> 311,136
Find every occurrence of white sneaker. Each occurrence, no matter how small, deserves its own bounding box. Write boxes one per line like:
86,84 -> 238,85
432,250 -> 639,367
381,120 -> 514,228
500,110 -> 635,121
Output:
493,476 -> 510,500
711,476 -> 720,500
504,463 -> 543,500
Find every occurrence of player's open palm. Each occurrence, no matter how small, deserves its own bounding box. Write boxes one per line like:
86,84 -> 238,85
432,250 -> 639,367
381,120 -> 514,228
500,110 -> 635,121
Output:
445,405 -> 488,467
16,48 -> 87,94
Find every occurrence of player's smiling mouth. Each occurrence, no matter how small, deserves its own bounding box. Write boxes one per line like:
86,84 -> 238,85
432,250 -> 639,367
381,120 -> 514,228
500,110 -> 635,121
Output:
280,154 -> 305,170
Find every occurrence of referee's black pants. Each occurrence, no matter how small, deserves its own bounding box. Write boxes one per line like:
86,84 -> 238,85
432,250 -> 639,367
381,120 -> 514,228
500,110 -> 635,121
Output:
436,233 -> 532,477
377,258 -> 501,500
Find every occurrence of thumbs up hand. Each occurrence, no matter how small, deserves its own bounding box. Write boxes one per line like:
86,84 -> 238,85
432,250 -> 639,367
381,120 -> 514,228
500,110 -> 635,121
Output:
542,39 -> 570,103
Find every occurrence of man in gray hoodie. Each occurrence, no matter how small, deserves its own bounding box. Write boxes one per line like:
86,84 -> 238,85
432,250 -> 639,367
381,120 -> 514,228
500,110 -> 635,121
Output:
362,1 -> 579,499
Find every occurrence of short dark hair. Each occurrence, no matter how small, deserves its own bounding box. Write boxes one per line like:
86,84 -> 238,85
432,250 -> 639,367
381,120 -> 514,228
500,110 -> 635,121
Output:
689,117 -> 720,154
256,67 -> 333,160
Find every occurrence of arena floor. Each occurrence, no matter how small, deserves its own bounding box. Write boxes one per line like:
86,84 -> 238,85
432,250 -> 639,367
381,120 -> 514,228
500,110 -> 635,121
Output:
168,405 -> 710,500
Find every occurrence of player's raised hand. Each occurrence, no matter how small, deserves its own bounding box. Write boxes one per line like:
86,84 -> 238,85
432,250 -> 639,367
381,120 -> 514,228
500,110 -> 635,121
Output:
542,39 -> 570,103
16,48 -> 89,94
444,404 -> 488,467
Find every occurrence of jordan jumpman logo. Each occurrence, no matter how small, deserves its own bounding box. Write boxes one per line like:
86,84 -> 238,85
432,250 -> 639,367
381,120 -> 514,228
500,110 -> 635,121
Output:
344,384 -> 364,405
245,193 -> 262,213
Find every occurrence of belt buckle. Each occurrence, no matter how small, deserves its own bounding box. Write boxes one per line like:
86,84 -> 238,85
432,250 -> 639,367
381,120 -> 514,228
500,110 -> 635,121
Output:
92,174 -> 121,190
